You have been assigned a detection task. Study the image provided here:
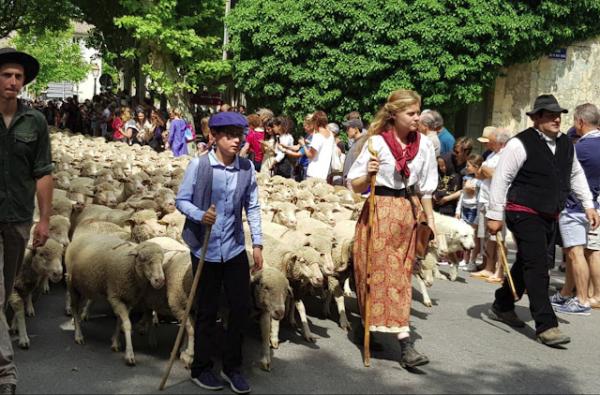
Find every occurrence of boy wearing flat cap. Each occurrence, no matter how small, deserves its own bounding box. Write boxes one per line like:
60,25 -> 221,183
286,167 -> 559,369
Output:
0,48 -> 53,395
176,112 -> 262,394
486,94 -> 600,347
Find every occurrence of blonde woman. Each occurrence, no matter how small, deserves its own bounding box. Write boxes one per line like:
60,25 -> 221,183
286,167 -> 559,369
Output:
347,89 -> 438,368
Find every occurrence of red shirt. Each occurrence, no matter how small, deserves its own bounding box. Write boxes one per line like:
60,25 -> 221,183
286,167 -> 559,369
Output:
246,129 -> 265,162
112,117 -> 124,140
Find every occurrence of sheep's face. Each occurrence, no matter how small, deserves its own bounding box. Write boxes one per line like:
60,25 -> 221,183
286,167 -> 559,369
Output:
156,190 -> 176,214
67,191 -> 87,205
54,173 -> 71,189
333,240 -> 353,273
31,239 -> 64,283
253,269 -> 289,321
454,226 -> 475,250
336,190 -> 355,205
131,220 -> 166,243
311,208 -> 336,227
49,216 -> 70,248
81,162 -> 98,176
135,243 -> 165,289
295,248 -> 324,287
271,206 -> 298,229
94,189 -> 118,208
417,249 -> 437,287
306,236 -> 335,276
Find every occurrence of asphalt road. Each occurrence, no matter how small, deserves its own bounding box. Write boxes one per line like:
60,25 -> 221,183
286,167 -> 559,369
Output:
13,252 -> 600,394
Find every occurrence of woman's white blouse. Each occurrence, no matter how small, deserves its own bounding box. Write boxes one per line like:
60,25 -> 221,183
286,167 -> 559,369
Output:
347,134 -> 438,198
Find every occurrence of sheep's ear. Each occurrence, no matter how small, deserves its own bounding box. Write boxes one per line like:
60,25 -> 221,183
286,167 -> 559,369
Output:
250,269 -> 262,283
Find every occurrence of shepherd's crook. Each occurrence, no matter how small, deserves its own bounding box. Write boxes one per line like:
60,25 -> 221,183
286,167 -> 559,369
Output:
363,139 -> 377,368
159,226 -> 212,390
496,232 -> 519,301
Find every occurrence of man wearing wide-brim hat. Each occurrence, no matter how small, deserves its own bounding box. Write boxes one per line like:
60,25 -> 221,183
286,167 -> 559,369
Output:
485,94 -> 600,347
0,48 -> 53,395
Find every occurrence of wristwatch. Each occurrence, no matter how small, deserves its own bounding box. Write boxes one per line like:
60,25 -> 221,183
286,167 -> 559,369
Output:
253,244 -> 263,250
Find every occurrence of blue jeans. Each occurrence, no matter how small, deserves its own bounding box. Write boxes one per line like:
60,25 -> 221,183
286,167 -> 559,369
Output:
461,207 -> 478,225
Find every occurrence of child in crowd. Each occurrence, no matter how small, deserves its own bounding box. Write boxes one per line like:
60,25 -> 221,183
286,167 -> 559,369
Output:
455,154 -> 484,269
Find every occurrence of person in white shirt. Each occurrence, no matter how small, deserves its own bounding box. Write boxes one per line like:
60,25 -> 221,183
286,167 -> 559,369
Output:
347,89 -> 438,369
271,116 -> 295,178
470,127 -> 511,279
301,111 -> 335,180
485,94 -> 600,347
418,111 -> 441,156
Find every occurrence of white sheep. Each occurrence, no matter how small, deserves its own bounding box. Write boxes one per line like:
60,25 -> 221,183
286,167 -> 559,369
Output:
9,239 -> 64,349
433,212 -> 476,281
251,266 -> 291,372
65,235 -> 165,365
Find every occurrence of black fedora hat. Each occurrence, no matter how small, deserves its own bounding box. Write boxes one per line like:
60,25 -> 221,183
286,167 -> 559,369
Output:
0,48 -> 40,85
526,94 -> 568,116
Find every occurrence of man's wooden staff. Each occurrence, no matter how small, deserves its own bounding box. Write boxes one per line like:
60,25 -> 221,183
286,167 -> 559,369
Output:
159,226 -> 212,390
496,232 -> 519,301
363,139 -> 377,368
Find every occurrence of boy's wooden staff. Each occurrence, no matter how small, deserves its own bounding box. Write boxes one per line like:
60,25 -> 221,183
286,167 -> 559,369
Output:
159,226 -> 212,390
363,139 -> 377,368
496,232 -> 519,301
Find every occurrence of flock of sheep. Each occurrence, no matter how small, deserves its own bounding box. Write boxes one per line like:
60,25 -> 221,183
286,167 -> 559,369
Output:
11,128 -> 476,373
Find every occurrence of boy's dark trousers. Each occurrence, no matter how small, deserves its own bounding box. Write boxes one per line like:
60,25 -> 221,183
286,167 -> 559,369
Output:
190,251 -> 250,377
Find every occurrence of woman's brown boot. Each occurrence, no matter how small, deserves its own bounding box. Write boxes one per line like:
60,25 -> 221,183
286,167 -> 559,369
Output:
399,337 -> 429,368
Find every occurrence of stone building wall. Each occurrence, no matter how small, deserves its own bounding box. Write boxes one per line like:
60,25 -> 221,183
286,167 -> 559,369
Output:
491,37 -> 600,133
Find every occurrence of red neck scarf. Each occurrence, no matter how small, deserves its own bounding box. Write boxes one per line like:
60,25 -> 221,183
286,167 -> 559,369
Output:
380,130 -> 421,178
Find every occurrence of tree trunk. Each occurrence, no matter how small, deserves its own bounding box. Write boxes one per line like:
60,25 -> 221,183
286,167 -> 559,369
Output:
123,63 -> 133,97
135,56 -> 146,105
148,49 -> 194,128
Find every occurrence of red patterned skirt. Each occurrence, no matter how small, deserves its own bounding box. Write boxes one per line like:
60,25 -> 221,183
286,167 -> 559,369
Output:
353,195 -> 417,333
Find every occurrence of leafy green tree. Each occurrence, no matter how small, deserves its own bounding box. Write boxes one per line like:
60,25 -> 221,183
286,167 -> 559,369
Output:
72,0 -> 230,124
228,0 -> 600,123
115,0 -> 230,118
11,25 -> 90,96
0,0 -> 76,39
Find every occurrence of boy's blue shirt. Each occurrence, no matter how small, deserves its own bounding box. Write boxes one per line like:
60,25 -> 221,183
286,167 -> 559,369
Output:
176,150 -> 262,262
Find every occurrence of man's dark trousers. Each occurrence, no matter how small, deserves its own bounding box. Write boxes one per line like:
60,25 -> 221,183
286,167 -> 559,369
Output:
190,251 -> 250,376
493,211 -> 558,334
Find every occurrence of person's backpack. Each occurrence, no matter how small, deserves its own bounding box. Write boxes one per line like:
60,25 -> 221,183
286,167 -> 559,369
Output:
184,122 -> 196,142
330,137 -> 343,173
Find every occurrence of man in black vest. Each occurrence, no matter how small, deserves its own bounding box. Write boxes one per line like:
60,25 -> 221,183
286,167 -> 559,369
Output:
485,94 -> 599,347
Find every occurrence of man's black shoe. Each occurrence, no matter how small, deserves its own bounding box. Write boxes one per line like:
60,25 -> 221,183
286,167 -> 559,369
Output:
0,384 -> 16,395
487,306 -> 525,328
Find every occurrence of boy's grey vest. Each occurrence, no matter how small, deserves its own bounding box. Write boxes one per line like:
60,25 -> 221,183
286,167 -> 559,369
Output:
181,154 -> 254,251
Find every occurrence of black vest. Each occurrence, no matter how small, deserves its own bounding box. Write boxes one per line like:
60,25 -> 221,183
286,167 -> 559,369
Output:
506,128 -> 573,215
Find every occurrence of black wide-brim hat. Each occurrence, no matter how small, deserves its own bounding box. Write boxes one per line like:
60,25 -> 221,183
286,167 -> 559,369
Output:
526,94 -> 568,116
0,48 -> 40,85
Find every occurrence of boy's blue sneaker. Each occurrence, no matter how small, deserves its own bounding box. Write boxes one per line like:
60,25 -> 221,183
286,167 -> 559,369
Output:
221,370 -> 251,394
191,370 -> 224,391
549,292 -> 571,307
553,297 -> 591,316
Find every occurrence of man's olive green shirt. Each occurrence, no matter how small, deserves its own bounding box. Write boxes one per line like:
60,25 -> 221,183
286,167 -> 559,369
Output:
0,101 -> 54,223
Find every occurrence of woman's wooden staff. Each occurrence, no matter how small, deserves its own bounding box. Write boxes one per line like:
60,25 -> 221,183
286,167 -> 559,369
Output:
159,226 -> 212,390
363,139 -> 377,368
496,232 -> 519,301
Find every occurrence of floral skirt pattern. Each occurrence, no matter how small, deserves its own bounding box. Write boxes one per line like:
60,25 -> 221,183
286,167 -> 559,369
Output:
353,195 -> 417,333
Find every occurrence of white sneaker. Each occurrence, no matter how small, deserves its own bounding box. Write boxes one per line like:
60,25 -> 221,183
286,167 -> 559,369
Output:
463,262 -> 478,272
458,259 -> 467,267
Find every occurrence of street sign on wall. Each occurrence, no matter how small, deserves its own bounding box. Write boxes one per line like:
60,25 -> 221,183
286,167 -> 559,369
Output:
549,48 -> 567,60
